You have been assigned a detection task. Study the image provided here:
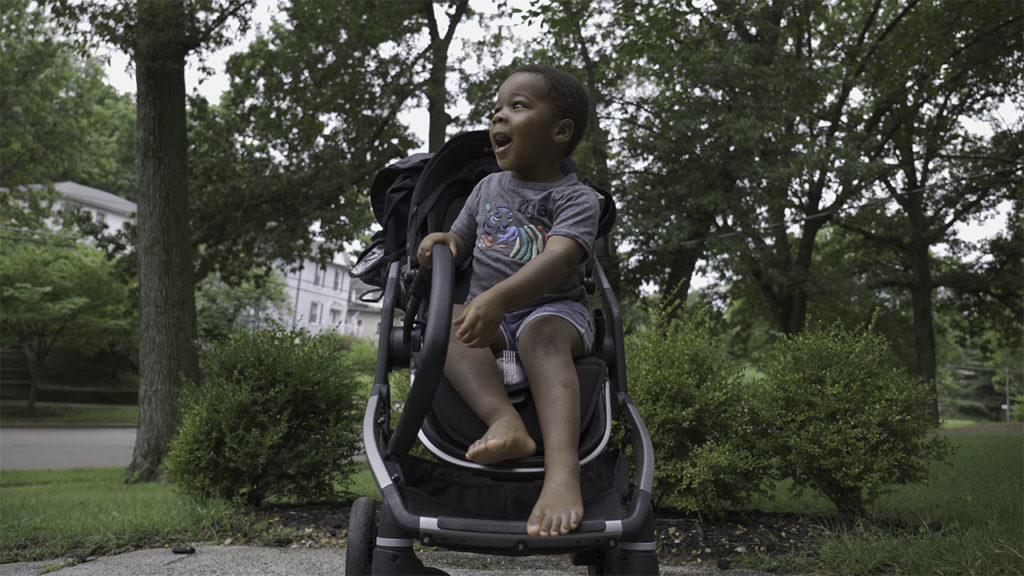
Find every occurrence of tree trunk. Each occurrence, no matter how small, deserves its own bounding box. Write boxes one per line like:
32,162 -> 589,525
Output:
127,0 -> 199,482
664,212 -> 717,311
423,0 -> 468,152
23,343 -> 41,412
664,246 -> 701,307
21,335 -> 52,412
425,44 -> 448,153
785,217 -> 828,335
562,1 -> 624,293
892,123 -> 940,422
907,210 -> 939,423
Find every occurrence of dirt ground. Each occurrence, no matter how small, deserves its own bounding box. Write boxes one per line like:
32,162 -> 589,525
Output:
255,503 -> 824,569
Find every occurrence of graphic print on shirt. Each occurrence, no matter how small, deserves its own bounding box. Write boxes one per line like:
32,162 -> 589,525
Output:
479,203 -> 547,262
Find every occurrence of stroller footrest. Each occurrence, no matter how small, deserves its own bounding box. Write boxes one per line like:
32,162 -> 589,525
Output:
436,516 -> 607,535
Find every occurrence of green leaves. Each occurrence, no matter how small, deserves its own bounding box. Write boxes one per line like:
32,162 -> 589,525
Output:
0,237 -> 135,355
0,232 -> 136,409
761,320 -> 952,517
1,0 -> 136,196
165,325 -> 364,506
188,0 -> 426,283
627,304 -> 774,516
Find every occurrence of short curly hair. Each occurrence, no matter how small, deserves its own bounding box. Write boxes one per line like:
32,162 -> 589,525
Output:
512,64 -> 589,157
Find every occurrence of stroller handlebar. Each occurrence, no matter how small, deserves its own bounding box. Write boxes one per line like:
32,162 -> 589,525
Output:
388,243 -> 454,457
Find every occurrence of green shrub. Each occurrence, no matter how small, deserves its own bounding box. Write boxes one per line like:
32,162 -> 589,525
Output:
344,338 -> 379,396
760,320 -> 952,517
627,304 -> 774,516
1010,393 -> 1024,422
166,325 -> 363,506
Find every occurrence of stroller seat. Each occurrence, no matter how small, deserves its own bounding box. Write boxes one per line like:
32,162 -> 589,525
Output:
419,356 -> 612,472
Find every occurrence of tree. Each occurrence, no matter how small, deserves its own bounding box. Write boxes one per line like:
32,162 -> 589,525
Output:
0,235 -> 134,411
953,195 -> 1023,368
195,269 -> 288,344
424,0 -> 470,152
52,0 -> 255,481
839,1 -> 1022,406
188,0 -> 419,284
189,0 -> 479,284
619,1 -> 915,327
0,0 -> 136,198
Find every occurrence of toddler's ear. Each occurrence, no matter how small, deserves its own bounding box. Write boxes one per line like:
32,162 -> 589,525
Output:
553,119 -> 574,145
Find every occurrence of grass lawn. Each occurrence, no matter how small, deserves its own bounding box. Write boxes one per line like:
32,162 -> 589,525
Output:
743,433 -> 1024,575
0,465 -> 380,563
0,468 -> 254,562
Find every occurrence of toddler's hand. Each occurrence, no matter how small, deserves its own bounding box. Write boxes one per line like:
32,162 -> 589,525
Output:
417,232 -> 462,268
453,291 -> 505,348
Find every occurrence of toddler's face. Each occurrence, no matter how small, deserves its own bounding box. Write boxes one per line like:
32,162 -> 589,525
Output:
490,72 -> 565,182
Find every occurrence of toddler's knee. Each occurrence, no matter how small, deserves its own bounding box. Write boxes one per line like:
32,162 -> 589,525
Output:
518,317 -> 574,360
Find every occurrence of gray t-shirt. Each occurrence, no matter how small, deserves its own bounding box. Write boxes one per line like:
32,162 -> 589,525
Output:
450,171 -> 600,310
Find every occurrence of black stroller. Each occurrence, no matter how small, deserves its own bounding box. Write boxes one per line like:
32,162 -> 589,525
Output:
348,130 -> 657,575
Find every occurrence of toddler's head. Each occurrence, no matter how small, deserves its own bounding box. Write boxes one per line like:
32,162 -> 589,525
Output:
511,64 -> 589,157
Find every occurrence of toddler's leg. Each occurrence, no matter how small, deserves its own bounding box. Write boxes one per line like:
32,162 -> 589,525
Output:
518,315 -> 585,537
444,305 -> 535,465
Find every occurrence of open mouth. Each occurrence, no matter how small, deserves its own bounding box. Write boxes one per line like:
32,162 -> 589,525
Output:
492,132 -> 512,153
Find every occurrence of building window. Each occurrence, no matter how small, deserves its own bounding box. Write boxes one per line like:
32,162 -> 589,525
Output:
330,308 -> 342,326
309,301 -> 321,324
313,267 -> 323,286
333,269 -> 341,290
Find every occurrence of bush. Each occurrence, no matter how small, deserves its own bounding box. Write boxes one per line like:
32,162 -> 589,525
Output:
166,325 -> 363,506
627,304 -> 774,516
760,320 -> 952,517
1010,393 -> 1024,422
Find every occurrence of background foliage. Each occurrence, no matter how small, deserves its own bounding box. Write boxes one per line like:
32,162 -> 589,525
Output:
627,304 -> 774,516
1,0 -> 136,198
760,319 -> 952,516
0,232 -> 135,410
6,0 -> 1014,406
166,325 -> 363,506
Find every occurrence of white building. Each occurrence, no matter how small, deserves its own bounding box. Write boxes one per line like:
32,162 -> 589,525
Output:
52,181 -> 137,233
283,252 -> 382,339
46,181 -> 381,339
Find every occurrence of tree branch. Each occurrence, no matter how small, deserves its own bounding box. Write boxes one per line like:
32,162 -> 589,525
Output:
193,0 -> 254,50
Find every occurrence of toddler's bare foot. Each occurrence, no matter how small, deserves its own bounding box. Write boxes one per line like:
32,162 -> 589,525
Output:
466,416 -> 536,465
527,469 -> 584,537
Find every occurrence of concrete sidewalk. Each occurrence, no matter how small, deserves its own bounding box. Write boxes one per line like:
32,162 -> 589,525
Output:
0,546 -> 781,576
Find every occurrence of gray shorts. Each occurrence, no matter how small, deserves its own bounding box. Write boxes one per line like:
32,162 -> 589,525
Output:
500,300 -> 594,356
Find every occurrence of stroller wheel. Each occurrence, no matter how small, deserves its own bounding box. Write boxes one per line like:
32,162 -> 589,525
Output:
345,496 -> 377,576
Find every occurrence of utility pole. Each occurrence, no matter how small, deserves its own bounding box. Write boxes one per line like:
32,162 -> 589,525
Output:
1006,364 -> 1012,424
292,261 -> 304,329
